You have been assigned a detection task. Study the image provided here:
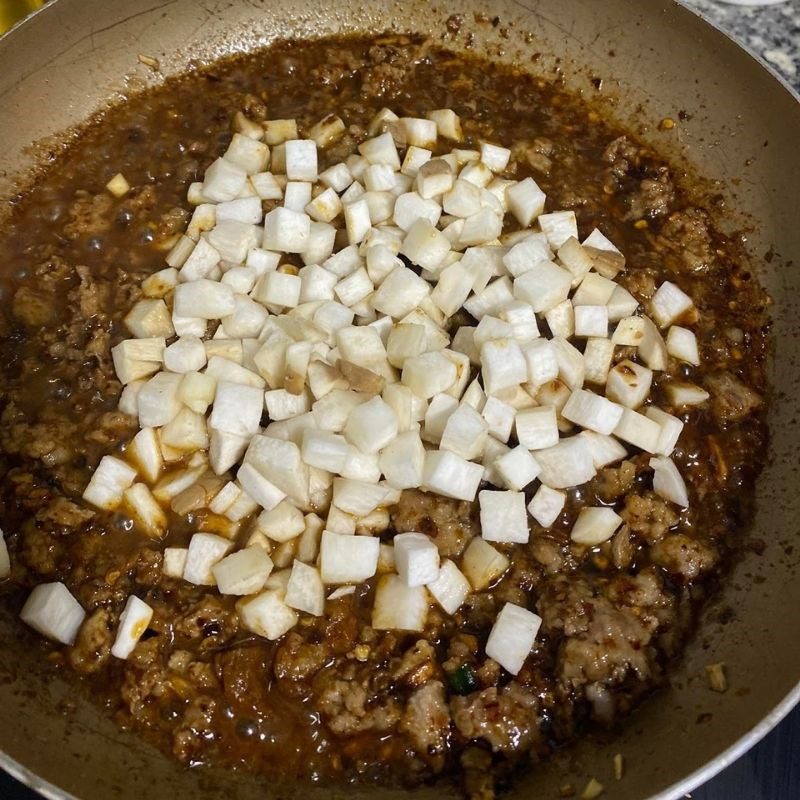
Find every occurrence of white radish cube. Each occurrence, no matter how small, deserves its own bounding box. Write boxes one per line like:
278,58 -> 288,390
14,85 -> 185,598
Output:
312,389 -> 368,432
426,108 -> 463,141
479,490 -> 529,543
538,210 -> 578,249
523,339 -> 559,388
21,583 -> 86,645
206,356 -> 264,389
482,438 -> 510,486
651,281 -> 694,328
440,404 -> 489,460
645,406 -> 684,456
606,360 -> 653,409
283,180 -> 312,212
372,265 -> 431,318
461,537 -> 509,590
394,532 -> 440,587
650,456 -> 690,507
305,186 -> 342,223
326,504 -> 355,535
332,478 -> 390,516
164,336 -> 206,374
638,315 -> 669,371
122,483 -> 167,537
320,529 -> 380,583
212,546 -> 273,595
443,178 -> 482,218
119,379 -> 145,416
479,142 -> 511,172
573,305 -> 609,338
666,326 -> 700,365
173,314 -> 207,337
387,323 -> 427,369
427,559 -> 470,614
83,455 -> 137,510
486,602 -> 542,676
451,326 -> 480,365
608,285 -> 640,321
572,273 -> 617,306
562,389 -> 624,435
203,157 -> 247,202
343,396 -> 398,454
366,244 -> 401,287
481,338 -> 527,395
513,260 -> 572,313
237,590 -> 298,640
335,267 -> 373,307
364,163 -> 397,192
256,271 -> 301,308
359,132 -> 401,169
162,547 -> 188,579
221,266 -> 258,294
535,435 -> 597,488
125,299 -> 175,339
557,236 -> 594,284
183,533 -> 232,585
527,484 -> 566,527
403,351 -> 457,398
224,133 -> 269,174
552,337 -> 585,390
265,388 -> 310,421
463,276 -> 514,321
474,316 -> 514,348
217,195 -> 263,224
208,220 -> 261,263
302,429 -> 349,473
580,431 -> 628,468
174,279 -> 235,319
262,207 -> 311,253
111,596 -> 154,659
416,159 -> 453,199
320,161 -> 354,192
341,447 -> 381,483
127,427 -> 163,484
284,139 -> 318,181
343,197 -> 371,245
379,430 -> 425,490
664,381 -> 710,407
393,191 -> 442,230
544,300 -> 574,339
225,488 -> 259,523
481,396 -> 516,442
423,393 -> 459,444
400,117 -> 437,148
341,179 -> 365,203
209,481 -> 241,515
422,450 -> 484,501
299,264 -> 338,303
458,208 -> 503,247
244,435 -> 309,507
494,445 -> 540,490
209,380 -> 263,437
613,408 -> 662,453
372,574 -> 428,632
401,219 -> 451,272
515,406 -> 559,450
570,506 -> 623,546
501,301 -> 540,342
209,430 -> 249,475
284,561 -> 325,616
583,338 -> 615,385
255,498 -> 305,542
301,221 -> 337,265
382,383 -> 424,431
612,316 -> 646,346
507,177 -> 546,227
459,161 -> 493,188
251,172 -> 283,200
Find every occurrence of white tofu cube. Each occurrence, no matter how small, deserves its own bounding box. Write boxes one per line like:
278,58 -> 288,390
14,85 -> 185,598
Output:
20,582 -> 86,645
319,529 -> 380,583
237,590 -> 298,640
111,595 -> 154,659
394,532 -> 440,587
212,546 -> 273,595
570,506 -> 623,546
485,602 -> 542,675
479,490 -> 529,543
183,533 -> 233,585
527,484 -> 566,527
372,574 -> 428,632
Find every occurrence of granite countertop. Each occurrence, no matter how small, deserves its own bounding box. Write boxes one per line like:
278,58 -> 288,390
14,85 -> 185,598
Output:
0,1 -> 799,799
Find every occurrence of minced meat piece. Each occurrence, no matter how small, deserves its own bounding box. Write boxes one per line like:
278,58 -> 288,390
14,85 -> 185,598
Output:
704,371 -> 762,423
621,493 -> 678,543
650,534 -> 718,582
399,680 -> 451,770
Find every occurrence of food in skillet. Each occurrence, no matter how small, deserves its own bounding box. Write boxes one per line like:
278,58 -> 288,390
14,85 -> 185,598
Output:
0,34 -> 768,798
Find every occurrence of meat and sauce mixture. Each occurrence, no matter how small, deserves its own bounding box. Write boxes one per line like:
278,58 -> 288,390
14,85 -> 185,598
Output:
0,34 -> 768,798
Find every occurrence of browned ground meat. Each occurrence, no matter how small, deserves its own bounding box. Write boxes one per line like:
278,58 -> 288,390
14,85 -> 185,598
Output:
0,32 -> 769,800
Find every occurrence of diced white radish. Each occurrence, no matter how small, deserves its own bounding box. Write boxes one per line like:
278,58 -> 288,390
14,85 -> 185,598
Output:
251,172 -> 283,200
481,338 -> 527,395
607,285 -> 639,321
579,430 -> 628,468
486,601 -> 541,675
379,430 -> 425,490
513,260 -> 572,313
342,197 -> 371,245
506,177 -> 546,227
461,537 -> 509,590
284,560 -> 325,615
459,161 -> 493,189
650,456 -> 690,507
386,323 -> 427,369
224,133 -> 269,174
208,380 -> 263,438
651,281 -> 694,328
255,499 -> 306,542
666,326 -> 700,365
212,546 -> 273,595
401,219 -> 451,272
638,315 -> 669,371
416,159 -> 454,199
394,532 -> 440,587
122,483 -> 167,537
527,484 -> 566,527
206,356 -> 265,389
645,406 -> 685,456
299,264 -> 338,303
319,529 -> 380,583
111,596 -> 154,659
613,408 -> 662,453
244,435 -> 309,507
426,559 -> 470,615
207,220 -> 261,264
262,207 -> 310,253
572,273 -> 616,307
474,316 -> 514,348
305,186 -> 342,223
663,381 -> 710,407
521,339 -> 558,389
372,574 -> 428,631
343,396 -> 398,454
224,488 -> 259,522
538,210 -> 578,249
515,405 -> 559,450
183,533 -> 233,585
397,117 -> 436,148
332,477 -> 390,516
284,139 -> 318,181
163,336 -> 206,374
237,590 -> 298,640
119,379 -> 146,416
440,404 -> 489,460
423,393 -> 459,443
606,360 -> 653,409
479,490 -> 529,543
335,267 -> 374,307
313,389 -> 368,432
255,271 -> 302,309
209,481 -> 241,515
124,299 -> 175,340
573,305 -> 609,338
479,142 -> 511,172
127,427 -> 163,483
443,179 -> 482,218
83,455 -> 137,510
216,196 -> 263,225
481,396 -> 515,442
570,506 -> 623,546
307,114 -> 345,148
301,429 -> 349,473
320,161 -> 354,192
162,547 -> 188,579
203,157 -> 247,202
174,279 -> 235,319
265,388 -> 310,421
535,435 -> 596,488
403,351 -> 457,399
160,405 -> 208,453
562,389 -> 624,435
382,383 -> 422,430
421,449 -> 482,502
372,265 -> 431,319
221,266 -> 259,294
172,313 -> 207,338
464,276 -> 514,320
301,221 -> 337,265
283,180 -> 313,212
494,445 -> 540,490
583,338 -> 615,385
359,132 -> 401,169
326,504 -> 356,535
458,208 -> 503,247
612,316 -> 646,346
20,583 -> 85,645
500,301 -> 540,342
393,191 -> 443,231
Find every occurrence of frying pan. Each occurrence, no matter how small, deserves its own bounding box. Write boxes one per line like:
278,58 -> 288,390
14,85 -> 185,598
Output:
0,0 -> 799,798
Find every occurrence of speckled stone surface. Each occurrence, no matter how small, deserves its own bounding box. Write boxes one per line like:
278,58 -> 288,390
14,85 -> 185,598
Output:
684,0 -> 800,91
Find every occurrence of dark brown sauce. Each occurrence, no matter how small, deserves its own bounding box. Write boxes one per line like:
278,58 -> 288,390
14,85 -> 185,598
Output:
0,33 -> 769,797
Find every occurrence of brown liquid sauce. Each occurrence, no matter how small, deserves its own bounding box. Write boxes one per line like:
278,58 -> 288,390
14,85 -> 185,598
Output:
0,34 -> 769,796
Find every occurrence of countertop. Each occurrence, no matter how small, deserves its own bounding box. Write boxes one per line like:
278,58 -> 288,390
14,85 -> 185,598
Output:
1,0 -> 799,798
